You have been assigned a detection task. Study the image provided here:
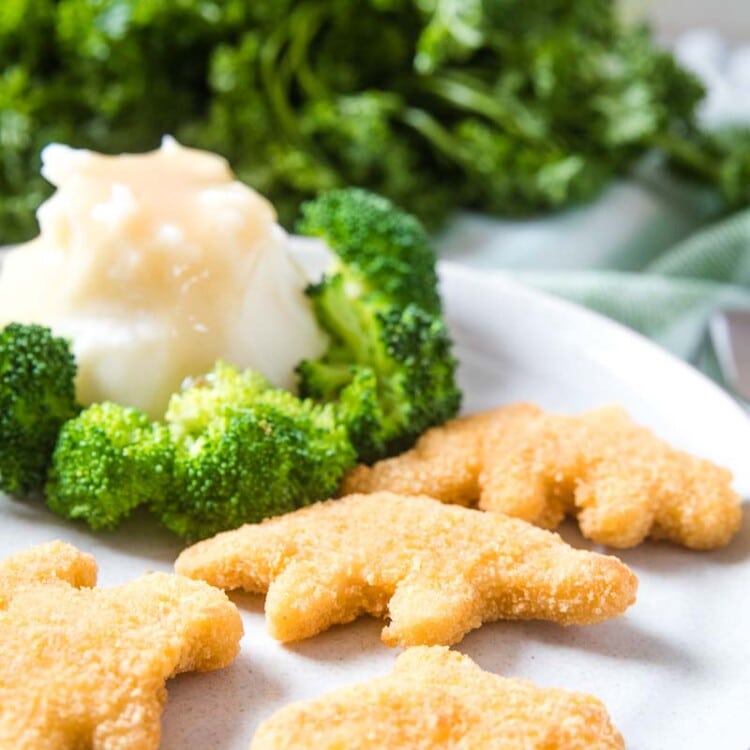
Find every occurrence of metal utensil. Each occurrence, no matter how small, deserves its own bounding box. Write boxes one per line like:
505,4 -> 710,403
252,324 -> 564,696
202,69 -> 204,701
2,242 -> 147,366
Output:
709,308 -> 750,405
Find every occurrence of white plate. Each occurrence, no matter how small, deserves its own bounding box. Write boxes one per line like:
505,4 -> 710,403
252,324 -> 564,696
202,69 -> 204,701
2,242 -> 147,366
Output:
1,261 -> 749,750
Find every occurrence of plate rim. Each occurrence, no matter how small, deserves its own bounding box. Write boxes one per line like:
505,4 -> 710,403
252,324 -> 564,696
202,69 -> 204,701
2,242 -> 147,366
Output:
438,259 -> 750,433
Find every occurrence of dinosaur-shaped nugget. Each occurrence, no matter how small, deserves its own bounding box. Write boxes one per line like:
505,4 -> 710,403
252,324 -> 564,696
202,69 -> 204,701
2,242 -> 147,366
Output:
0,541 -> 243,750
176,493 -> 637,647
344,404 -> 742,549
251,646 -> 625,749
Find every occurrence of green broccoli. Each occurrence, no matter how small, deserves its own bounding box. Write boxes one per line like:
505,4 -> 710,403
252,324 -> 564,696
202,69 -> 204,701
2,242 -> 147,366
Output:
42,361 -> 357,539
299,282 -> 461,461
159,362 -> 357,540
296,189 -> 461,462
334,367 -> 388,465
166,361 -> 270,441
297,188 -> 442,314
0,323 -> 79,496
45,402 -> 173,530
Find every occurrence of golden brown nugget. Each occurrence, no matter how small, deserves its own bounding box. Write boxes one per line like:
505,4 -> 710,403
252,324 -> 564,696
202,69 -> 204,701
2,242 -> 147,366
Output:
176,493 -> 637,647
479,405 -> 742,549
251,646 -> 625,750
0,541 -> 243,750
344,404 -> 742,549
342,404 -> 541,506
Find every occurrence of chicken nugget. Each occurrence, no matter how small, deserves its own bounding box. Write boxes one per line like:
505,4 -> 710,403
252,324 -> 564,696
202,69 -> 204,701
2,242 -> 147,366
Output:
344,404 -> 742,549
176,493 -> 637,647
251,646 -> 625,749
0,541 -> 243,750
342,404 -> 538,504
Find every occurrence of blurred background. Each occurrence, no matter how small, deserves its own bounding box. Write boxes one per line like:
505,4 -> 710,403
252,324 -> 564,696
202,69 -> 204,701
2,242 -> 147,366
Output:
0,0 -> 748,393
624,0 -> 750,43
438,1 -> 750,396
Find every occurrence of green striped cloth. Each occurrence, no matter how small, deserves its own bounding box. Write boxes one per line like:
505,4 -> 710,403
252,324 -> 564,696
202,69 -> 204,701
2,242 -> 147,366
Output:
516,208 -> 750,383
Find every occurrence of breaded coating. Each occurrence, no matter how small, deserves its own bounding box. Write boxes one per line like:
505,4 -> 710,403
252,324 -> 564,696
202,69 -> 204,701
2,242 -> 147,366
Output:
251,646 -> 625,750
0,541 -> 243,750
343,404 -> 742,549
176,493 -> 637,647
0,540 -> 97,603
343,405 -> 537,506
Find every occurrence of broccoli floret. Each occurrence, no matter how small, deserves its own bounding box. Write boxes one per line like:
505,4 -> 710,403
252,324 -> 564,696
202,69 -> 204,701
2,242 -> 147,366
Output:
159,362 -> 357,540
297,361 -> 390,464
166,361 -> 271,440
46,403 -> 173,530
296,190 -> 461,461
297,187 -> 442,314
298,275 -> 460,460
333,367 -> 388,464
0,323 -> 79,496
43,360 -> 357,539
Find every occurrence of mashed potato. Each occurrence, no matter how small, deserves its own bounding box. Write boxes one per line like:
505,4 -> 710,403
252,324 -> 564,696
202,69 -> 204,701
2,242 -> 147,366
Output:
0,137 -> 326,417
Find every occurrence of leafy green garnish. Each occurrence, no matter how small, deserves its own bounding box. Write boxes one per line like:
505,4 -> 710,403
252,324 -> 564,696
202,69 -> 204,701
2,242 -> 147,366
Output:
1,0 -> 749,244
